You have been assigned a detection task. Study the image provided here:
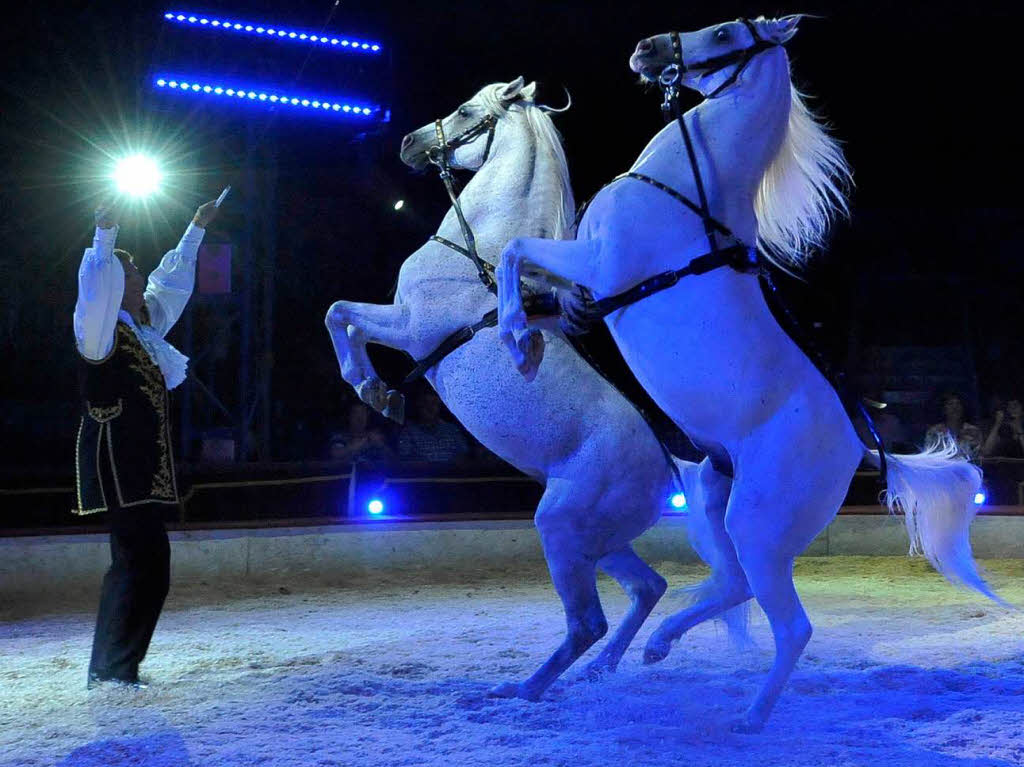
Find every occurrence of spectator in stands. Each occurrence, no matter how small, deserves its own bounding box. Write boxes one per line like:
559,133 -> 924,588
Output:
926,392 -> 983,458
982,397 -> 1024,458
398,388 -> 470,464
327,400 -> 393,463
73,198 -> 219,690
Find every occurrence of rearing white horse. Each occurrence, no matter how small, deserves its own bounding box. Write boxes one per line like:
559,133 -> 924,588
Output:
324,77 -> 724,700
495,17 -> 997,731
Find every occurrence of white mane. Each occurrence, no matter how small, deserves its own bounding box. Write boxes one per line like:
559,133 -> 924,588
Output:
478,84 -> 576,241
754,80 -> 852,274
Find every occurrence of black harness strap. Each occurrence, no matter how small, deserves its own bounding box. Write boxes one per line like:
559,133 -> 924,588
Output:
404,292 -> 559,384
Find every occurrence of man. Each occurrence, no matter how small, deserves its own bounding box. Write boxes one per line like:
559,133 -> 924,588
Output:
73,198 -> 219,689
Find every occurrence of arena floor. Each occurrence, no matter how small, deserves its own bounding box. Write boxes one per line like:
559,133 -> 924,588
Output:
1,557 -> 1023,767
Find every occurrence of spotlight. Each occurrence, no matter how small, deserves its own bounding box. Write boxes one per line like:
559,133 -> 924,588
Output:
393,200 -> 404,211
974,491 -> 986,506
113,154 -> 162,198
367,499 -> 384,515
669,492 -> 687,509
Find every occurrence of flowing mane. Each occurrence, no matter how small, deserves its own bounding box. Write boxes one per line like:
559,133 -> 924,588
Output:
479,84 -> 576,241
754,80 -> 852,274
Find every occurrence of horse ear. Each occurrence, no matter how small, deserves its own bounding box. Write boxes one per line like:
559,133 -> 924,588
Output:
521,81 -> 538,101
500,76 -> 526,104
767,14 -> 801,43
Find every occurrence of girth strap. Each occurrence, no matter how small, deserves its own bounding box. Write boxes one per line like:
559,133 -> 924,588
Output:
404,292 -> 560,384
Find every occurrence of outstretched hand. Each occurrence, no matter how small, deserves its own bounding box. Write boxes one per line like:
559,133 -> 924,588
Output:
193,200 -> 220,229
94,202 -> 119,230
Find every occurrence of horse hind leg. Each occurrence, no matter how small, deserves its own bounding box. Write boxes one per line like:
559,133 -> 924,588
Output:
581,546 -> 667,679
490,481 -> 608,701
644,463 -> 751,663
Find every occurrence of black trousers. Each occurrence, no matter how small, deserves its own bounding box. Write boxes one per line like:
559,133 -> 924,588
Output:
88,462 -> 171,682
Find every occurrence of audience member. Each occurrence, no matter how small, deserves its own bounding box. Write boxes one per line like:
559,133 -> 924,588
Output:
398,389 -> 470,464
327,400 -> 393,463
982,397 -> 1024,458
925,392 -> 983,458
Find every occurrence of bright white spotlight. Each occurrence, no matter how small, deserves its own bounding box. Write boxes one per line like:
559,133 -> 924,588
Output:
393,200 -> 404,211
367,499 -> 384,515
669,492 -> 687,509
973,491 -> 986,506
113,154 -> 162,198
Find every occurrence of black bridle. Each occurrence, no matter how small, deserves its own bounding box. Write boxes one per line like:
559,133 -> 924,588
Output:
425,112 -> 499,292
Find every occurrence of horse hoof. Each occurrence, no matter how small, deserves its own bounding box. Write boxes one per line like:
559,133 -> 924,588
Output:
356,377 -> 387,411
517,330 -> 544,383
488,681 -> 522,699
730,712 -> 765,734
383,390 -> 405,424
581,660 -> 615,681
643,639 -> 670,665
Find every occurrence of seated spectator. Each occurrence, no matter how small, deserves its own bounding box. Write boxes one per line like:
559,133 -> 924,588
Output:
327,401 -> 393,464
982,398 -> 1024,458
925,392 -> 983,458
398,389 -> 470,464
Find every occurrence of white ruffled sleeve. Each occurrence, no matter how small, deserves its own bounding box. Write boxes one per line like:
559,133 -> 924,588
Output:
73,226 -> 124,360
144,222 -> 206,338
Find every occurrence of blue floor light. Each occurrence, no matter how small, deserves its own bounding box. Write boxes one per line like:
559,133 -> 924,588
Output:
973,491 -> 987,506
669,492 -> 687,510
367,499 -> 385,515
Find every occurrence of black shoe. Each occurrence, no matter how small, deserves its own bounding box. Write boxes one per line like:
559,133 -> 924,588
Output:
87,672 -> 149,690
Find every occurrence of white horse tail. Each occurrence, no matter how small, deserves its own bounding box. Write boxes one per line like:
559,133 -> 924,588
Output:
674,457 -> 753,647
862,437 -> 1003,604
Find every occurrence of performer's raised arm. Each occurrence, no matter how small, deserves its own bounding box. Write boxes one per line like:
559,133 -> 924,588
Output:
73,206 -> 124,360
144,200 -> 218,337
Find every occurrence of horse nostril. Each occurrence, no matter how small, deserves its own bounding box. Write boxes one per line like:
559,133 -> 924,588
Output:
401,134 -> 414,149
637,38 -> 653,54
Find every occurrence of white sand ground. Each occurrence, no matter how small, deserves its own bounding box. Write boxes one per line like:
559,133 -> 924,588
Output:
1,556 -> 1022,767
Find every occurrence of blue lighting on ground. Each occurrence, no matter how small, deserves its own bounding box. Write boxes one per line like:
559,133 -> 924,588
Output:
367,499 -> 384,515
163,11 -> 382,52
153,76 -> 380,117
669,492 -> 687,509
974,491 -> 987,506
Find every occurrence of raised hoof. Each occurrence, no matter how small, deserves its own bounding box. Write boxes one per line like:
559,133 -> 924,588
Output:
642,637 -> 671,665
382,390 -> 405,424
355,377 -> 388,412
516,329 -> 544,383
730,712 -> 765,734
488,681 -> 540,701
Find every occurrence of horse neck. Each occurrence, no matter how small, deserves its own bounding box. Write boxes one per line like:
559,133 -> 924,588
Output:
698,48 -> 792,198
435,122 -> 554,262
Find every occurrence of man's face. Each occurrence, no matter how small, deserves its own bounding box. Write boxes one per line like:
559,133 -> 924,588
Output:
120,259 -> 146,315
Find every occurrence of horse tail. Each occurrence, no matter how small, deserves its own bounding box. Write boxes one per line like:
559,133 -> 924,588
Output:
673,457 -> 753,647
862,437 -> 1004,604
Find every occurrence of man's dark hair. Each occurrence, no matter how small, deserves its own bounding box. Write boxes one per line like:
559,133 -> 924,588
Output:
113,248 -> 134,266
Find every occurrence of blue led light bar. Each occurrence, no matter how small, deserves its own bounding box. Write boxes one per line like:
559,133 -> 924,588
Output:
163,11 -> 382,52
154,76 -> 382,118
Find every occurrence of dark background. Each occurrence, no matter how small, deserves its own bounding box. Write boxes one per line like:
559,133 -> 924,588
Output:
1,0 -> 1022,476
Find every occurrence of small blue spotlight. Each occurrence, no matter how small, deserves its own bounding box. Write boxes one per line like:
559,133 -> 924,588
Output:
670,492 -> 687,509
974,491 -> 987,506
367,499 -> 384,515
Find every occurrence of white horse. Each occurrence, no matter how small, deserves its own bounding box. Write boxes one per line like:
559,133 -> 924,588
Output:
324,77 -> 722,699
495,18 -> 996,731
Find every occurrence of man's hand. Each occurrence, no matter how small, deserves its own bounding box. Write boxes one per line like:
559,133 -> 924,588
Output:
95,203 -> 119,230
193,200 -> 220,229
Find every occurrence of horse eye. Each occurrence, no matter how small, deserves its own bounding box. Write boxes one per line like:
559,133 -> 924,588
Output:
458,106 -> 471,118
715,27 -> 730,42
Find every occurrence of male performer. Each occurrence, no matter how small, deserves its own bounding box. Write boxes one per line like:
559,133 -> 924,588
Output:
73,198 -> 218,688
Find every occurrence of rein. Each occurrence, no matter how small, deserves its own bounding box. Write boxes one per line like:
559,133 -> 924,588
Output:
426,113 -> 499,293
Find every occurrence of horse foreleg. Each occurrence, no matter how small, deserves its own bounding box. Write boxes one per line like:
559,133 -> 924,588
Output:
324,300 -> 412,420
496,236 -> 603,379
